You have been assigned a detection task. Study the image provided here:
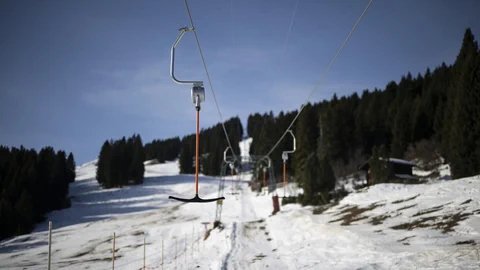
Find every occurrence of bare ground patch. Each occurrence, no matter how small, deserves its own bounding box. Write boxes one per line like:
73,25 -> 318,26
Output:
397,235 -> 416,242
329,203 -> 384,225
391,211 -> 472,233
456,240 -> 476,245
412,204 -> 445,217
396,204 -> 417,211
461,199 -> 473,205
249,253 -> 267,264
130,230 -> 144,236
392,194 -> 420,204
313,205 -> 330,215
369,214 -> 392,225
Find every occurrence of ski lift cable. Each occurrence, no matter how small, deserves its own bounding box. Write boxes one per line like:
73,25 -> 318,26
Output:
230,0 -> 235,46
262,0 -> 374,159
252,0 -> 300,155
283,0 -> 300,56
183,0 -> 237,159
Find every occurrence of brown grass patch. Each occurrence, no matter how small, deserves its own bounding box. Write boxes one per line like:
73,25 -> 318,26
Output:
329,203 -> 384,225
369,214 -> 391,225
130,230 -> 144,236
391,211 -> 472,233
313,205 -> 330,215
392,194 -> 420,204
249,253 -> 267,264
455,240 -> 476,245
412,205 -> 444,217
396,204 -> 417,211
397,235 -> 416,242
391,216 -> 439,230
440,212 -> 472,233
461,199 -> 473,205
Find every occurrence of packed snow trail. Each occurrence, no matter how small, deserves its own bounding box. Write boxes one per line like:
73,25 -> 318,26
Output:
220,177 -> 287,269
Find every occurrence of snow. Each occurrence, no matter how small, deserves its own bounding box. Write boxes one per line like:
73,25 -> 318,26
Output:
239,137 -> 252,163
1,139 -> 480,270
336,172 -> 367,193
413,160 -> 453,182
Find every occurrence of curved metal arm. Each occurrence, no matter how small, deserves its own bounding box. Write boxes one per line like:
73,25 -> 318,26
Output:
170,27 -> 203,86
260,156 -> 271,168
224,146 -> 235,164
283,130 -> 296,154
282,130 -> 296,161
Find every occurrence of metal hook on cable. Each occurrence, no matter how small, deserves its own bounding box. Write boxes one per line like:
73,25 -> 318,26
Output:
281,130 -> 296,198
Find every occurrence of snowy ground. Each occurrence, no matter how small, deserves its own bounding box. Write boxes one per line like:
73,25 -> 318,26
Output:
1,139 -> 480,269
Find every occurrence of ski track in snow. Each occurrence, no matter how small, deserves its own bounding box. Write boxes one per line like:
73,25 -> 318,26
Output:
221,182 -> 286,270
221,222 -> 236,270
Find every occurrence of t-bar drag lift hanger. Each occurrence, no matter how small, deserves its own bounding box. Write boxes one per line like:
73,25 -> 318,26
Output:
224,146 -> 238,195
281,130 -> 296,198
259,156 -> 272,192
168,27 -> 225,203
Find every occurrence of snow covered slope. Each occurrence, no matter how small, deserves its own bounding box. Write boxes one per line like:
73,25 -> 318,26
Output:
0,160 -> 226,270
1,138 -> 480,269
239,137 -> 252,158
265,177 -> 480,269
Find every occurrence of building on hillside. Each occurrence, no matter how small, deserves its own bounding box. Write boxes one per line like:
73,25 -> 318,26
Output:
358,157 -> 417,185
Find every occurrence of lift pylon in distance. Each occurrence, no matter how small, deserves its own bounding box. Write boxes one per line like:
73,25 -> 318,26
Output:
259,156 -> 275,194
168,27 -> 224,203
281,130 -> 296,198
214,147 -> 238,228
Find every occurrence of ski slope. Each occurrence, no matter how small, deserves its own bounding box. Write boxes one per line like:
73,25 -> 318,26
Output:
1,138 -> 480,269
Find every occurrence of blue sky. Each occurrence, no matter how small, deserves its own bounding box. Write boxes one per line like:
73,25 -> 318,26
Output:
1,0 -> 479,164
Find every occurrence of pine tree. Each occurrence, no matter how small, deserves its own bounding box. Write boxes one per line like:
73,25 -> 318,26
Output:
391,100 -> 411,158
67,152 -> 76,183
130,135 -> 145,184
0,145 -> 74,240
0,195 -> 16,240
447,28 -> 479,178
473,51 -> 480,172
37,147 -> 55,215
96,141 -> 111,187
52,151 -> 69,210
179,136 -> 194,174
317,156 -> 336,202
14,189 -> 34,234
293,104 -> 318,186
301,153 -> 318,205
370,145 -> 391,184
411,96 -> 430,142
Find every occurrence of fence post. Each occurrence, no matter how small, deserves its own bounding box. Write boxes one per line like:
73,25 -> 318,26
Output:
48,221 -> 52,270
143,234 -> 146,270
112,232 -> 116,270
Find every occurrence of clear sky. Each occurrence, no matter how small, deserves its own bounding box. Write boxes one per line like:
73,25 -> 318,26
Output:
1,0 -> 479,164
